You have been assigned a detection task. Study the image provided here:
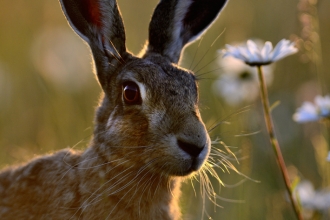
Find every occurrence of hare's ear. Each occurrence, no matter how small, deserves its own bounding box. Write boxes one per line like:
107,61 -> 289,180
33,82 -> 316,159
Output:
147,0 -> 227,63
59,0 -> 127,87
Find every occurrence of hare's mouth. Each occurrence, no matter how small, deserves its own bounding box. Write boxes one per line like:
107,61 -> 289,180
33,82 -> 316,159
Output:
189,158 -> 201,171
170,145 -> 210,177
170,158 -> 205,176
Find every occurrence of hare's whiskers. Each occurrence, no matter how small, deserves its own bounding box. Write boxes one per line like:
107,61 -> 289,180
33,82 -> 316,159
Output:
221,179 -> 247,189
152,168 -> 166,200
191,29 -> 226,72
77,160 -> 134,213
207,106 -> 251,133
194,54 -> 223,75
79,170 -> 135,217
100,156 -> 161,207
189,177 -> 197,197
105,158 -> 161,219
196,66 -> 225,79
77,169 -> 134,219
189,37 -> 204,70
123,170 -> 158,211
146,171 -> 159,199
137,172 -> 157,217
80,156 -> 129,170
105,182 -> 135,220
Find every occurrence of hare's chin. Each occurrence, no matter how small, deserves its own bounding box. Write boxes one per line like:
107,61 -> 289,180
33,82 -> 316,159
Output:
170,157 -> 207,177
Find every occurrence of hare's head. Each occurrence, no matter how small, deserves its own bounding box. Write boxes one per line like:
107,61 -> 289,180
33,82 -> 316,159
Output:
59,0 -> 227,177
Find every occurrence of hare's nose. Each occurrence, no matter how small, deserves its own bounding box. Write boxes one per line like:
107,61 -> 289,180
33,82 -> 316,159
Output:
177,139 -> 204,158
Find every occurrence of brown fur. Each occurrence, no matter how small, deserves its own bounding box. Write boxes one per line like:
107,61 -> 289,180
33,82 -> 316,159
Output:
0,149 -> 180,219
0,0 -> 227,219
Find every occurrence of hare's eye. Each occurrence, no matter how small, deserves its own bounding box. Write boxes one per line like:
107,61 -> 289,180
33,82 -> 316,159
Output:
123,82 -> 141,105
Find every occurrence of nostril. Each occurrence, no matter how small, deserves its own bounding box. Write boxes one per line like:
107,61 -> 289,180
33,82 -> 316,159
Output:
177,139 -> 204,157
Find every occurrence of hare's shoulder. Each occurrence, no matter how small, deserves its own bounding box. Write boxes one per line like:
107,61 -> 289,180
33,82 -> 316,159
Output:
0,149 -> 82,218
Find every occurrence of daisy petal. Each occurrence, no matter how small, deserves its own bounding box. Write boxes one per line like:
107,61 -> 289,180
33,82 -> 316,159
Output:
293,95 -> 330,123
261,41 -> 273,62
223,38 -> 297,66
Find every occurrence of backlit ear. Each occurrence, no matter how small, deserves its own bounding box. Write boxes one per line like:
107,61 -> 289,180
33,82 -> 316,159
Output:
59,0 -> 127,89
146,0 -> 227,63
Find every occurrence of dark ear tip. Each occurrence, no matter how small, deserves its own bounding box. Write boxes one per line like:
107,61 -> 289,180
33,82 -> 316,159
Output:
59,0 -> 126,51
60,0 -> 103,31
146,0 -> 227,64
183,0 -> 227,37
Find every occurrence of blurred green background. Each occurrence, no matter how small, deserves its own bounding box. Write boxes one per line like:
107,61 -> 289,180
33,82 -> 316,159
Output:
1,0 -> 330,219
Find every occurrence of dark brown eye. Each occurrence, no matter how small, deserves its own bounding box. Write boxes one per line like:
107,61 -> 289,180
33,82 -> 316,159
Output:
123,82 -> 141,105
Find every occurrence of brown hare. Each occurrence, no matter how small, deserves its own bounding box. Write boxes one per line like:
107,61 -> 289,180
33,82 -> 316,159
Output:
0,0 -> 227,219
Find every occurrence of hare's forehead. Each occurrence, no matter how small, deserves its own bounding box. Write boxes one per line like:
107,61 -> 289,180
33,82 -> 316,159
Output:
120,66 -> 198,100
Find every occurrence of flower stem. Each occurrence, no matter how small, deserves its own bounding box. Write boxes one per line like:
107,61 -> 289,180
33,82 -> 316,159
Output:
256,65 -> 303,220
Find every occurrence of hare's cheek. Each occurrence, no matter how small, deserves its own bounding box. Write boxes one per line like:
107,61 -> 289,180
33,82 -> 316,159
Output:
148,110 -> 166,129
107,107 -> 148,129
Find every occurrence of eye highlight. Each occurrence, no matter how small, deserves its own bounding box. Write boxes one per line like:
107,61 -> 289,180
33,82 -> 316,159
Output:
122,81 -> 142,105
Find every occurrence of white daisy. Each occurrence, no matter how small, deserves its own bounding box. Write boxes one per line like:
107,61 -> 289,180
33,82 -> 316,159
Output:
293,95 -> 330,123
223,39 -> 298,66
213,53 -> 274,106
295,180 -> 330,211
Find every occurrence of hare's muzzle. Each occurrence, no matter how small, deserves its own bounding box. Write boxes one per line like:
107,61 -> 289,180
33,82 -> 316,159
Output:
173,118 -> 210,173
